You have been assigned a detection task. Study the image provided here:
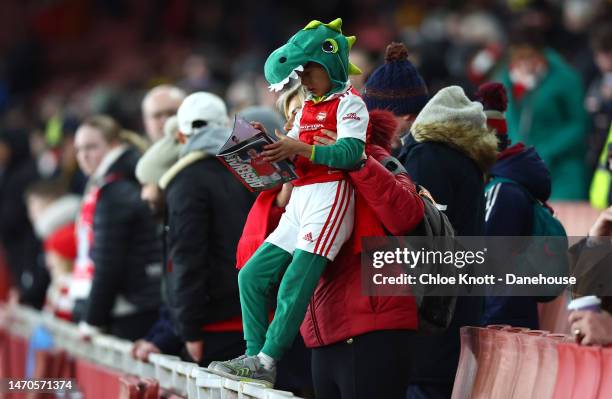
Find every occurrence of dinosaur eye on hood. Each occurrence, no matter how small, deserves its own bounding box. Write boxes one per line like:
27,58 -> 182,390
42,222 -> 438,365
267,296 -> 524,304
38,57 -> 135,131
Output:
322,38 -> 338,54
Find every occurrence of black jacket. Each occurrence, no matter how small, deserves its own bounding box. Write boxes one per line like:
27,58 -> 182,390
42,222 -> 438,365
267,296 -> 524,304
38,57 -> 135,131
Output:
164,154 -> 255,341
83,147 -> 162,328
399,124 -> 497,386
0,129 -> 48,308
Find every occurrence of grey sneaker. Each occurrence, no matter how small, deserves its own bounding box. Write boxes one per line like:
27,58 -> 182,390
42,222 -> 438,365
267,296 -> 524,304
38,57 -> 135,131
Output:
207,354 -> 247,371
208,355 -> 276,388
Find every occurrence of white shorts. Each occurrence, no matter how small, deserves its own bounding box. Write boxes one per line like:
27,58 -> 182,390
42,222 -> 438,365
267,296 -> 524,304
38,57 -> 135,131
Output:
265,180 -> 355,261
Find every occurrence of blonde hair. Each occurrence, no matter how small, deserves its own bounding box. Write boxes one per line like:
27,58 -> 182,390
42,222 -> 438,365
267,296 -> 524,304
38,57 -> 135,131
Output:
275,84 -> 305,119
81,115 -> 149,153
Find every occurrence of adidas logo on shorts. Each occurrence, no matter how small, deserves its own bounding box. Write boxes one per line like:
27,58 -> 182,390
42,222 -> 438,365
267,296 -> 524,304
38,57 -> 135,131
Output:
303,232 -> 314,242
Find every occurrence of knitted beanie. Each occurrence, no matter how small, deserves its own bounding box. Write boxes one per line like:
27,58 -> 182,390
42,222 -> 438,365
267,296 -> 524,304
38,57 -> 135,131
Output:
412,85 -> 486,130
362,42 -> 429,116
475,82 -> 509,151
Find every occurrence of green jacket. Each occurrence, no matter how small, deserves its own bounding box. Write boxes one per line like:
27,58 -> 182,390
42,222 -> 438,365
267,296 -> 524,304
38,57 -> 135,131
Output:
501,49 -> 589,200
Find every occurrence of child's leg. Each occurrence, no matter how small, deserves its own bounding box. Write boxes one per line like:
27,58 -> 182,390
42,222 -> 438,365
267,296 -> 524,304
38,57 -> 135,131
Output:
259,180 -> 355,360
239,242 -> 292,356
261,249 -> 328,359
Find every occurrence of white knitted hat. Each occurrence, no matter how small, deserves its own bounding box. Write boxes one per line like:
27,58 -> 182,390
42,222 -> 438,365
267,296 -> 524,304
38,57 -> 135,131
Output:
412,85 -> 486,130
177,92 -> 229,135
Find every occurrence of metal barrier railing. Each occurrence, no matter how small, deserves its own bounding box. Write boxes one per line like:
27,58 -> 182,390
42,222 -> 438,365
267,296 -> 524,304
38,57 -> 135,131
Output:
1,304 -> 302,399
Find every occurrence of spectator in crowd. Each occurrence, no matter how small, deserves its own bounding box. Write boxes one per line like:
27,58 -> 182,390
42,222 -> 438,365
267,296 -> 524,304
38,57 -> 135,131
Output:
397,85 -> 497,398
364,44 -> 496,397
500,24 -> 589,200
160,92 -> 254,365
131,115 -> 185,361
590,124 -> 612,209
0,128 -> 48,309
587,23 -> 612,209
568,203 -> 612,346
235,87 -> 424,398
569,309 -> 612,346
477,82 -> 555,329
568,205 -> 612,315
237,105 -> 314,395
585,24 -> 612,179
141,85 -> 186,143
72,115 -> 161,341
25,179 -> 80,321
136,116 -> 181,216
362,43 -> 429,156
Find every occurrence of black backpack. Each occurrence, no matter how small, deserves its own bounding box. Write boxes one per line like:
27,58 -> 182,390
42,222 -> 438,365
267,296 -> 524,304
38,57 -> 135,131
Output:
382,157 -> 458,334
411,186 -> 458,335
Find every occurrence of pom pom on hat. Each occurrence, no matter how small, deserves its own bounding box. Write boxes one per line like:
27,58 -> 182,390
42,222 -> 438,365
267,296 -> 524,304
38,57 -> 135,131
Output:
384,42 -> 409,63
475,82 -> 509,150
475,82 -> 507,113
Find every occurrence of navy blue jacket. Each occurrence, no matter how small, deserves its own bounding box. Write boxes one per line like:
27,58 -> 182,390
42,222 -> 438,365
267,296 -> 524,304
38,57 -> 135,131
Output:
399,134 -> 490,385
482,145 -> 551,329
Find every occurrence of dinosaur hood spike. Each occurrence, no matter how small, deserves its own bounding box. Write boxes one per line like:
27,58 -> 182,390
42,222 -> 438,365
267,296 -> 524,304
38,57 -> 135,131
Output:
348,62 -> 362,75
304,20 -> 323,30
325,18 -> 343,33
264,18 -> 361,95
347,35 -> 356,49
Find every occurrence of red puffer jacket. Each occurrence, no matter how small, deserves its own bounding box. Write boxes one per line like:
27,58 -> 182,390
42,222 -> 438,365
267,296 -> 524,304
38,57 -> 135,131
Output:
235,110 -> 425,348
300,151 -> 424,347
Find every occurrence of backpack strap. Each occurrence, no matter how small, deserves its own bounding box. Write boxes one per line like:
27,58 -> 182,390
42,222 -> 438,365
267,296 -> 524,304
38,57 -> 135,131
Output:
489,176 -> 555,215
489,176 -> 536,202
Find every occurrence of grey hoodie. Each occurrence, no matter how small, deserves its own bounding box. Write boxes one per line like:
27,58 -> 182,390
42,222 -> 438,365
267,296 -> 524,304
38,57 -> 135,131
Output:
180,126 -> 231,158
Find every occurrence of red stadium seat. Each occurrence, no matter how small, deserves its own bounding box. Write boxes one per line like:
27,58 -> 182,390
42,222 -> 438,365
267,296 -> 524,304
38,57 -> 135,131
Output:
553,343 -> 602,399
75,358 -> 122,399
471,327 -> 499,398
571,345 -> 601,399
139,377 -> 160,399
510,332 -> 544,399
598,347 -> 612,399
119,375 -> 142,399
552,343 -> 577,399
452,327 -> 480,399
490,330 -> 521,398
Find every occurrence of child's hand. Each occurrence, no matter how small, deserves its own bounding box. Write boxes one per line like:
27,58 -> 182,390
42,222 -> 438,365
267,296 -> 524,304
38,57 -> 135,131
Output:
250,121 -> 268,135
313,129 -> 337,146
275,182 -> 293,207
263,130 -> 312,162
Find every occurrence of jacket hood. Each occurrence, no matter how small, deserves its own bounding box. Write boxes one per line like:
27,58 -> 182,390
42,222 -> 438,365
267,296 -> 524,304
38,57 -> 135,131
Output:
410,121 -> 498,172
491,144 -> 551,201
180,126 -> 230,158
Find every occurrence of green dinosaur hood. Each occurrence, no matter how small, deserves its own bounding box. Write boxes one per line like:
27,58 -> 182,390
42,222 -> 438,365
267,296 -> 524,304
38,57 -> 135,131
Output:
264,18 -> 362,96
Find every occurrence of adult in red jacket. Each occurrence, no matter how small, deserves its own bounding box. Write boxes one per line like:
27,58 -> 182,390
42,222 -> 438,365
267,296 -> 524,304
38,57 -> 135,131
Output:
236,110 -> 424,398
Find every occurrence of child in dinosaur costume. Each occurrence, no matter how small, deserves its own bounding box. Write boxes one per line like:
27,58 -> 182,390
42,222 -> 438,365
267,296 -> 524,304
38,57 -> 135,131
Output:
209,18 -> 368,386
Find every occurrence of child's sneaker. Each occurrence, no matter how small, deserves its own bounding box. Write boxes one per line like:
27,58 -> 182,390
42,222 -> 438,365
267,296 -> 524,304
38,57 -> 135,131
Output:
207,354 -> 246,371
208,355 -> 276,387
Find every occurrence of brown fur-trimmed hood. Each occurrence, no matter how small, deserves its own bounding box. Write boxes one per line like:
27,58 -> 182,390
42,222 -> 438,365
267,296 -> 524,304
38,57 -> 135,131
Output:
411,121 -> 498,172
